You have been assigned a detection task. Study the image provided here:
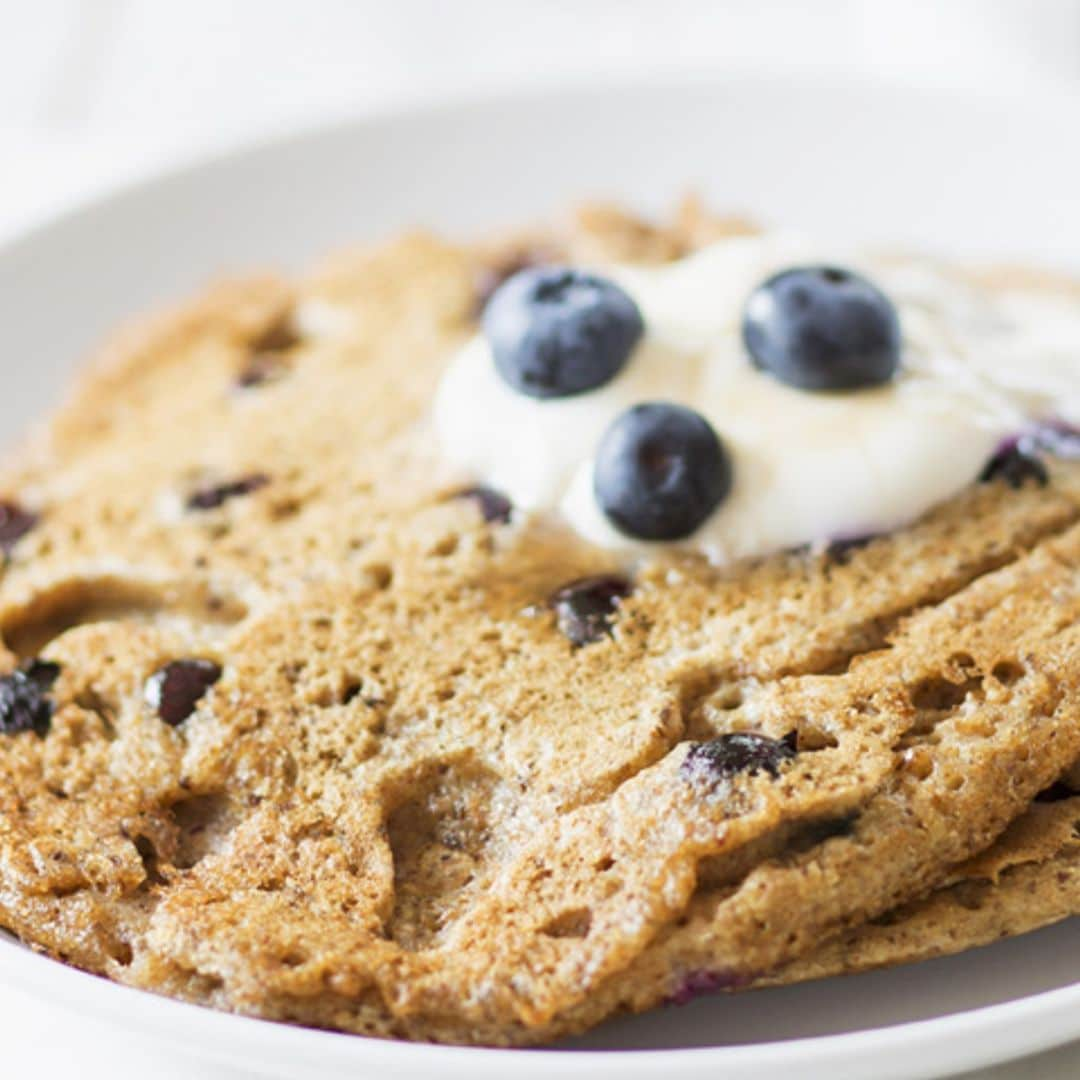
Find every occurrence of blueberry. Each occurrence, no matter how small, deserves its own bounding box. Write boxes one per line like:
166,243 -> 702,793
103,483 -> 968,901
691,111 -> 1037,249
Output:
21,658 -> 61,691
236,355 -> 288,389
979,442 -> 1048,488
453,485 -> 513,524
0,659 -> 60,737
681,731 -> 797,782
146,659 -> 222,726
186,473 -> 269,511
550,575 -> 632,646
825,533 -> 875,565
483,267 -> 643,398
743,266 -> 901,391
594,403 -> 731,541
0,500 -> 38,555
666,969 -> 754,1006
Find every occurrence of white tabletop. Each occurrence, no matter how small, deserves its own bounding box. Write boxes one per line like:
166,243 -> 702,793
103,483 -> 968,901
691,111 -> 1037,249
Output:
2,3 -> 1079,1076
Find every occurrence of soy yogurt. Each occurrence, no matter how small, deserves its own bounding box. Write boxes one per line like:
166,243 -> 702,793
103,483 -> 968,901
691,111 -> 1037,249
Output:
435,235 -> 1080,564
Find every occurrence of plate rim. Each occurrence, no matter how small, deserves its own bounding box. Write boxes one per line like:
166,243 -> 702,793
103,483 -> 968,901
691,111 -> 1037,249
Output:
3,930 -> 1079,1078
4,63 -> 1080,252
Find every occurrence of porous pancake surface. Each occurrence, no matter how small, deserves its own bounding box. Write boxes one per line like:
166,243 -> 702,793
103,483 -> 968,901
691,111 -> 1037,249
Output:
1,202 -> 1079,1045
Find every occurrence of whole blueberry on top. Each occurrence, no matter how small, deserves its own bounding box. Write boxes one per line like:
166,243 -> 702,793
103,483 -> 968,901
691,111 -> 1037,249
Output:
742,266 -> 901,391
594,402 -> 732,541
483,267 -> 643,398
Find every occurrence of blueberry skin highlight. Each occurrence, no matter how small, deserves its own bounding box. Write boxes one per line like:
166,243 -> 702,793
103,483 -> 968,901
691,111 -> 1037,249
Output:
681,731 -> 798,783
0,659 -> 60,738
483,267 -> 644,399
594,402 -> 732,541
743,265 -> 901,391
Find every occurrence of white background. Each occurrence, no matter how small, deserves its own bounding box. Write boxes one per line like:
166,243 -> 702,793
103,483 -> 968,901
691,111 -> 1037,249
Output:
2,2 -> 1080,1077
6,0 -> 1080,239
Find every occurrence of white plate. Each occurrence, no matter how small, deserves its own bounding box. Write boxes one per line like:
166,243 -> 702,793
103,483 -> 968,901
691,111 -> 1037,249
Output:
1,73 -> 1079,1079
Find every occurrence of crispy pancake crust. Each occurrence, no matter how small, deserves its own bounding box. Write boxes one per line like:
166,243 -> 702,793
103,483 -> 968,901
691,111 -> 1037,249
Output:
1,201 -> 1078,1045
753,792 -> 1080,990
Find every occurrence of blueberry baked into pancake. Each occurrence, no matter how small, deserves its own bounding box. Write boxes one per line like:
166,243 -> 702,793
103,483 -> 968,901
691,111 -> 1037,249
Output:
755,782 -> 1080,992
1,199 -> 1080,1046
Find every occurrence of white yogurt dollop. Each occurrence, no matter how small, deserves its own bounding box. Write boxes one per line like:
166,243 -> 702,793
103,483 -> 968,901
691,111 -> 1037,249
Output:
434,235 -> 1080,564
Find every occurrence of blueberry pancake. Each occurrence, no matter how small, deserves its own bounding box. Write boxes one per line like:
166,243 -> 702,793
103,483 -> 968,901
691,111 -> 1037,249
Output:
755,784 -> 1080,992
1,201 -> 1079,1046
